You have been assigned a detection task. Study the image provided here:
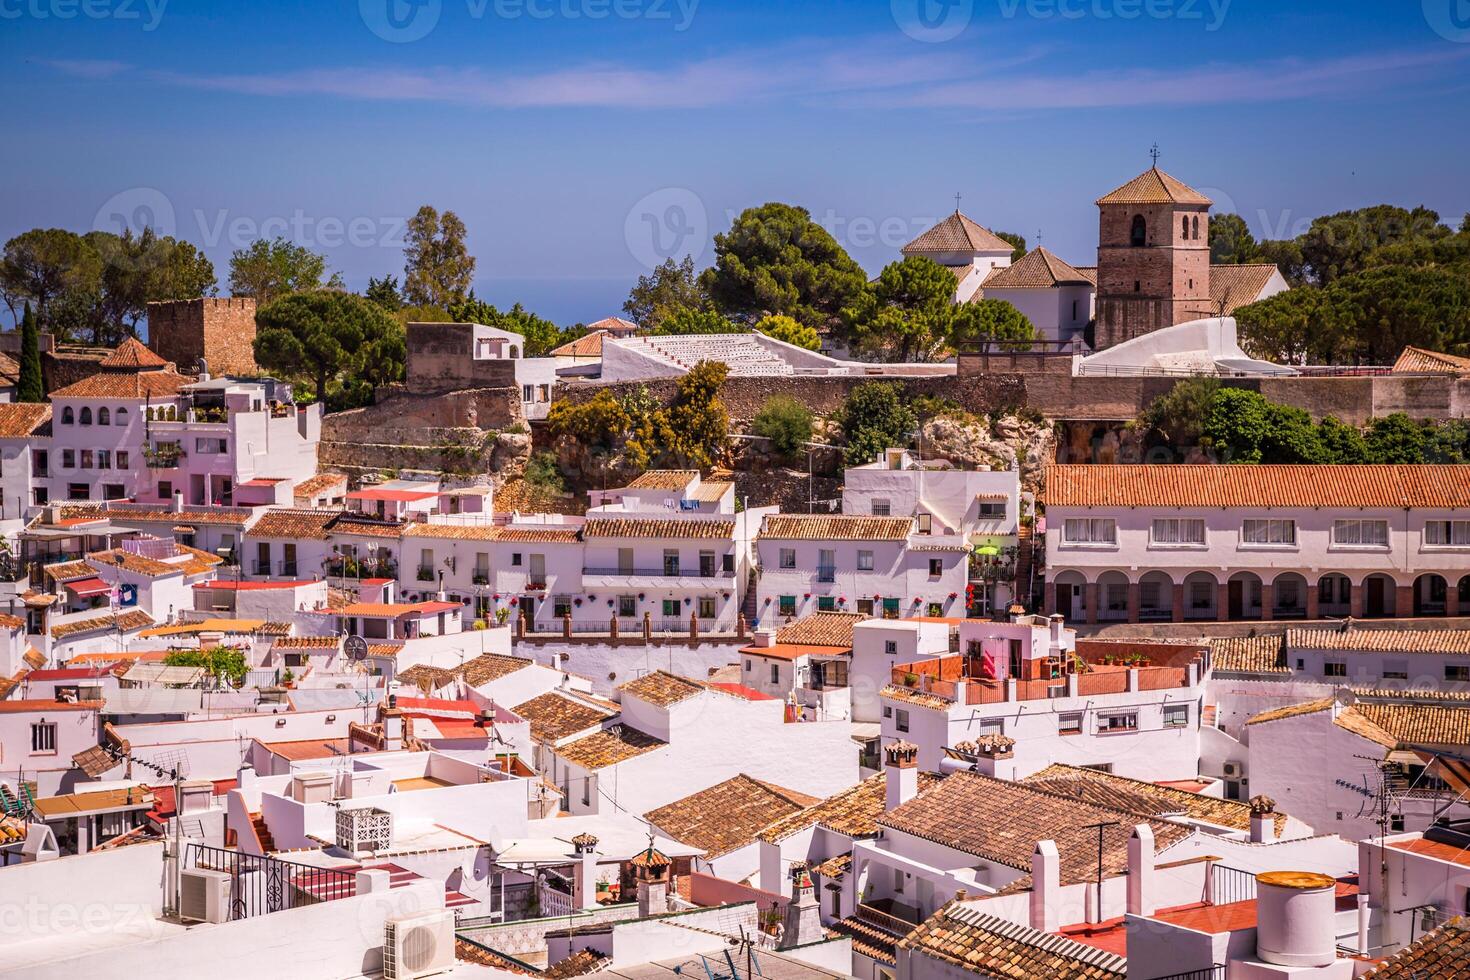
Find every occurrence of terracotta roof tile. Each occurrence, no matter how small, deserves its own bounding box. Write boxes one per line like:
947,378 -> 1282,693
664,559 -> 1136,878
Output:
1362,917 -> 1470,977
582,516 -> 732,539
1393,347 -> 1470,376
878,772 -> 1191,884
458,653 -> 532,686
1348,701 -> 1470,748
455,938 -> 537,975
626,470 -> 700,490
549,330 -> 606,358
512,691 -> 616,742
50,609 -> 154,640
0,402 -> 51,439
1022,763 -> 1286,835
759,515 -> 912,541
495,526 -> 581,543
1095,167 -> 1211,206
1246,698 -> 1338,725
1288,627 -> 1470,655
1211,263 -> 1281,315
898,904 -> 1127,979
44,560 -> 97,582
292,472 -> 348,498
586,316 -> 639,335
1210,634 -> 1290,674
618,670 -> 706,707
829,914 -> 903,965
100,337 -> 169,369
759,771 -> 945,843
981,247 -> 1093,289
329,516 -> 407,539
542,948 -> 610,978
554,724 -> 666,770
1046,464 -> 1470,509
643,775 -> 821,859
50,369 -> 192,400
881,684 -> 957,711
903,211 -> 1014,254
775,612 -> 865,648
811,852 -> 852,880
248,508 -> 340,540
404,523 -> 502,541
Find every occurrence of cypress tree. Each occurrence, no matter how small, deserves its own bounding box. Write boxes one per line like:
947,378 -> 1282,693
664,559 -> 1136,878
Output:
18,303 -> 44,403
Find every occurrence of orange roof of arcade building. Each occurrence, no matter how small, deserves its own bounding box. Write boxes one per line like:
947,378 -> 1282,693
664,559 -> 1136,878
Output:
1046,464 -> 1470,510
100,337 -> 169,370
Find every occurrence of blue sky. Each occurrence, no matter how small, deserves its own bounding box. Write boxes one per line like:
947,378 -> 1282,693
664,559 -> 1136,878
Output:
3,0 -> 1469,325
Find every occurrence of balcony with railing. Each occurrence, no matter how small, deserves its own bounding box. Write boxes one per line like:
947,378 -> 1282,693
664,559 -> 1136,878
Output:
581,565 -> 735,589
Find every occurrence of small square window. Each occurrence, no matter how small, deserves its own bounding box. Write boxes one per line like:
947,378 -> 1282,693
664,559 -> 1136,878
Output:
1058,714 -> 1083,736
1163,705 -> 1189,728
884,640 -> 898,656
1324,662 -> 1347,678
896,709 -> 910,733
1447,665 -> 1470,682
779,595 -> 797,617
928,558 -> 943,577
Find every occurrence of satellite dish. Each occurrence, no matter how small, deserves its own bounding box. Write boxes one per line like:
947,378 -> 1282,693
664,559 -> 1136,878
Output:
345,635 -> 369,662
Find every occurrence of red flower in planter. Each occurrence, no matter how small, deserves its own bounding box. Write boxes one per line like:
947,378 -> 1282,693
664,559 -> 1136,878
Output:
510,598 -> 519,606
912,598 -> 921,605
948,592 -> 958,599
803,593 -> 811,600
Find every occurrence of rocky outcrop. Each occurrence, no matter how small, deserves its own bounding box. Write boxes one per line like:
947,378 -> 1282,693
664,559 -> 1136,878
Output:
917,412 -> 1055,494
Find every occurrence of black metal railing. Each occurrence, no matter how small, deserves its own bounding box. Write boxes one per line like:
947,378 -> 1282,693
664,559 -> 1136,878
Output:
1210,864 -> 1257,905
183,843 -> 358,921
582,567 -> 733,579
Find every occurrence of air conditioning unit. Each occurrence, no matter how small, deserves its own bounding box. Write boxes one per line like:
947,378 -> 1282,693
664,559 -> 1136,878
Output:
179,867 -> 233,924
383,909 -> 456,979
1223,762 -> 1242,778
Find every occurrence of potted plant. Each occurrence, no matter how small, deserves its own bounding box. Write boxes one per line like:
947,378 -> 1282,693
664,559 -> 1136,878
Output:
902,671 -> 919,688
495,608 -> 510,625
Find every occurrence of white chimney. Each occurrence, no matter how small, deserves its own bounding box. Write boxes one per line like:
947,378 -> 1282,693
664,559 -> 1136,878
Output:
1255,871 -> 1337,968
1030,839 -> 1060,932
780,862 -> 823,949
172,490 -> 184,513
383,699 -> 404,751
1050,613 -> 1064,644
571,833 -> 600,911
177,779 -> 214,817
752,629 -> 777,649
1127,824 -> 1155,916
1249,795 -> 1277,844
884,741 -> 920,811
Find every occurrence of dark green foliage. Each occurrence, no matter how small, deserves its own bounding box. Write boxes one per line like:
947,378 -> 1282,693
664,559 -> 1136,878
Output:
839,382 -> 916,465
253,290 -> 406,409
752,395 -> 814,456
17,303 -> 43,402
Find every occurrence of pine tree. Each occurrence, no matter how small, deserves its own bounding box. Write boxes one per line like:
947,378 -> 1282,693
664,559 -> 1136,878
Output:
18,303 -> 44,402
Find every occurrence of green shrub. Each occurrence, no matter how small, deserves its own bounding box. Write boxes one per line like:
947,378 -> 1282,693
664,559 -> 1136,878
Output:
752,396 -> 814,456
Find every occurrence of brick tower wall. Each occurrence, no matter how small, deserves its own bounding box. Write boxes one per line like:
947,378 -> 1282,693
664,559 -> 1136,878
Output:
148,297 -> 259,376
1094,203 -> 1212,349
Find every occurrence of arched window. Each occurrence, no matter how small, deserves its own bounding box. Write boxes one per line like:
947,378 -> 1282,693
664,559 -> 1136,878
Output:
98,407 -> 110,425
1192,215 -> 1200,240
115,407 -> 129,425
61,406 -> 74,425
509,345 -> 520,359
1182,216 -> 1189,239
1130,214 -> 1147,247
79,407 -> 93,426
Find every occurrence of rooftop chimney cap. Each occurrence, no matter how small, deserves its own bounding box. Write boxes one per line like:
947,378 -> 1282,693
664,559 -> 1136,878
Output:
885,740 -> 919,768
1249,794 -> 1277,816
571,832 -> 599,852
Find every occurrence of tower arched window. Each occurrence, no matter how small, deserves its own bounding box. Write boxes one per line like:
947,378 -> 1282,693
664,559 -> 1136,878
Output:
61,407 -> 74,425
98,407 -> 110,425
79,407 -> 93,426
1192,216 -> 1200,240
115,407 -> 128,425
1130,215 -> 1147,247
1182,216 -> 1189,239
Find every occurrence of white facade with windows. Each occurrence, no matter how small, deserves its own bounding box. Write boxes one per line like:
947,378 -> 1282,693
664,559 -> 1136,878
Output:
1046,464 -> 1470,623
